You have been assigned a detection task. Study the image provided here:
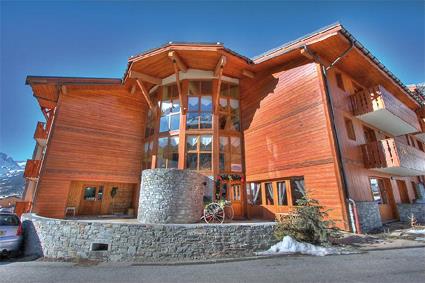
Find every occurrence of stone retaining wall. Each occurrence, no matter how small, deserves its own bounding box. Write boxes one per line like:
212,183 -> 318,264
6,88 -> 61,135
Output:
398,203 -> 425,223
356,201 -> 383,233
22,214 -> 276,262
138,169 -> 208,224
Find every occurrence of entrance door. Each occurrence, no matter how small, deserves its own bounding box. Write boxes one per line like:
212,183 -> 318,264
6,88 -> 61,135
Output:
220,181 -> 244,219
396,180 -> 410,204
370,178 -> 396,221
79,185 -> 104,215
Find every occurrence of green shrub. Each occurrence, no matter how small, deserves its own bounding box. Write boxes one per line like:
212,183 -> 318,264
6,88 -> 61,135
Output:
274,194 -> 339,244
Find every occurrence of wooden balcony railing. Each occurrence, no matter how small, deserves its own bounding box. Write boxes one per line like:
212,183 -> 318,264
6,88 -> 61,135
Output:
350,85 -> 420,133
361,138 -> 425,175
24,159 -> 42,179
34,121 -> 48,141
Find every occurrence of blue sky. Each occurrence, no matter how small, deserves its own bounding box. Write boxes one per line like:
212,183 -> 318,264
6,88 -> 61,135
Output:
1,0 -> 424,160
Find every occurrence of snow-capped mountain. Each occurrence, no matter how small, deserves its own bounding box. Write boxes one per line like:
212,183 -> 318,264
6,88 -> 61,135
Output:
0,152 -> 26,198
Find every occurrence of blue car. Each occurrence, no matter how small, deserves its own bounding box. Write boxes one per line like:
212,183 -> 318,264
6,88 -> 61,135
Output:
0,213 -> 23,257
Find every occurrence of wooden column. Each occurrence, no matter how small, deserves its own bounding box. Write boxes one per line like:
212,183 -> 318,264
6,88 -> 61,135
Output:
178,80 -> 189,169
212,79 -> 220,181
150,87 -> 161,169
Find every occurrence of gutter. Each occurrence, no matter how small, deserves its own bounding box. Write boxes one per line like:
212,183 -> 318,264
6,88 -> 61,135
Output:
302,44 -> 358,233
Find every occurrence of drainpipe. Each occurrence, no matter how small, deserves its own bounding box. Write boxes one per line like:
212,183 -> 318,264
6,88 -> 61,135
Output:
348,198 -> 362,234
302,43 -> 359,233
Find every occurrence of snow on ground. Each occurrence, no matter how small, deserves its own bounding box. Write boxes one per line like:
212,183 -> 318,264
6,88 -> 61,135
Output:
256,236 -> 351,257
406,229 -> 425,234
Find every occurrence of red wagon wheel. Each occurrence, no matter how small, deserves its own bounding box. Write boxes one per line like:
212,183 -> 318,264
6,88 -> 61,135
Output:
203,203 -> 225,224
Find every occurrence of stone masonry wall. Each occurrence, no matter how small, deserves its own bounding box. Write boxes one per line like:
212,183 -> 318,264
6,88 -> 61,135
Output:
356,201 -> 383,233
398,203 -> 425,223
138,169 -> 207,224
22,214 -> 276,262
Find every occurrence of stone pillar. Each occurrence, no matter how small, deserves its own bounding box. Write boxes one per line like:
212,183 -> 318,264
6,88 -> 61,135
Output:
356,201 -> 383,233
138,169 -> 207,224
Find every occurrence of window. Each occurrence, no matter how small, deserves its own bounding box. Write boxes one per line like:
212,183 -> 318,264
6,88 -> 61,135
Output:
219,83 -> 240,131
247,177 -> 305,207
246,182 -> 262,205
369,178 -> 388,204
186,81 -> 212,129
363,126 -> 376,143
344,118 -> 356,141
277,181 -> 288,205
142,140 -> 154,170
97,186 -> 104,200
83,186 -> 97,201
144,90 -> 158,138
186,135 -> 212,170
290,177 -> 306,206
159,84 -> 180,133
219,136 -> 242,172
335,72 -> 345,91
265,182 -> 274,205
157,136 -> 179,168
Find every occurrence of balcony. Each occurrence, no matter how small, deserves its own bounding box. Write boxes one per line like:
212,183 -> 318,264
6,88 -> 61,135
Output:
24,160 -> 42,179
34,122 -> 48,146
414,106 -> 425,143
350,85 -> 420,136
361,138 -> 425,176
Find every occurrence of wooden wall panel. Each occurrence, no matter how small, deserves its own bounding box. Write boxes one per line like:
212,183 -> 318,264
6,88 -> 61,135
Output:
327,67 -> 420,204
33,86 -> 146,218
240,62 -> 348,229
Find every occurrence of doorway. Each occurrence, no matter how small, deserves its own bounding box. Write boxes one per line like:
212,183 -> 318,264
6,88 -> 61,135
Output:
79,185 -> 104,215
219,181 -> 244,219
369,178 -> 397,221
396,180 -> 410,204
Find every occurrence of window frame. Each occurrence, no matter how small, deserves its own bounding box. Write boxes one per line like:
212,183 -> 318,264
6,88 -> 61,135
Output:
185,134 -> 213,171
156,135 -> 180,169
246,177 -> 305,209
335,72 -> 345,91
344,117 -> 356,141
219,135 -> 242,173
186,80 -> 213,130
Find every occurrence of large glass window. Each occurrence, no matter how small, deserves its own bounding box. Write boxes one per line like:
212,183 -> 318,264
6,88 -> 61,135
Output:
186,135 -> 212,170
142,140 -> 154,170
291,177 -> 306,206
157,136 -> 179,168
247,177 -> 306,207
219,83 -> 240,131
370,178 -> 388,204
160,84 -> 180,133
186,81 -> 212,129
246,182 -> 262,205
219,136 -> 242,172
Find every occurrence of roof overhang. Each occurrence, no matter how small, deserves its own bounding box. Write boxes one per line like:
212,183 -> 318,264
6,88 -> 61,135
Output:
252,23 -> 421,109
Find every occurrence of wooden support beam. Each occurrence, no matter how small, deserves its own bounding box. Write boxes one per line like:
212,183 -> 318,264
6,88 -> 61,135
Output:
242,69 -> 255,79
214,68 -> 224,114
300,48 -> 315,61
128,70 -> 162,85
214,55 -> 227,77
168,51 -> 188,72
135,79 -> 154,110
172,61 -> 187,114
130,84 -> 136,95
61,85 -> 67,95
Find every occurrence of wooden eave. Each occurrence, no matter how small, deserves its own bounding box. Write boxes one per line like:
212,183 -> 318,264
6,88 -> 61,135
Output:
124,44 -> 252,82
252,24 -> 420,109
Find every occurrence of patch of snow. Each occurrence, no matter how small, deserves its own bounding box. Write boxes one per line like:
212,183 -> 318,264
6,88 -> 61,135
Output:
415,237 -> 425,241
406,229 -> 425,235
256,236 -> 349,257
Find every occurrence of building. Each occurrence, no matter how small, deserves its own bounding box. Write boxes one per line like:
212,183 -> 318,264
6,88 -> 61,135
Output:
22,23 -> 425,232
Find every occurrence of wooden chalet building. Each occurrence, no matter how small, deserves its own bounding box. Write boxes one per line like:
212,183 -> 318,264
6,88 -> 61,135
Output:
22,23 -> 425,232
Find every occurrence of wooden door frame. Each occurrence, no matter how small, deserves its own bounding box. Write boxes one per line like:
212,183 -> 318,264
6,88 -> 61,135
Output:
369,177 -> 398,220
79,184 -> 103,216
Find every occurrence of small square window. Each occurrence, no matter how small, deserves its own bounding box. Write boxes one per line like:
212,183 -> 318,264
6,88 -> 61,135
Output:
344,118 -> 356,141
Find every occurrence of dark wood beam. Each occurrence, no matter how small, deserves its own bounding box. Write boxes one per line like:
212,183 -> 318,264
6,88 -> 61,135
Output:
168,51 -> 188,72
129,71 -> 162,85
135,79 -> 154,110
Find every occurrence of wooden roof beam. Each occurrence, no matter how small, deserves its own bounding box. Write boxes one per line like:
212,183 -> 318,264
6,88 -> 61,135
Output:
171,61 -> 187,114
135,79 -> 155,110
214,66 -> 224,114
242,69 -> 255,79
128,70 -> 162,85
168,51 -> 188,73
214,55 -> 227,77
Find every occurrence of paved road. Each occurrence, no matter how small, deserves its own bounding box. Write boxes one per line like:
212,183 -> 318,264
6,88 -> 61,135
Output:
1,248 -> 424,283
